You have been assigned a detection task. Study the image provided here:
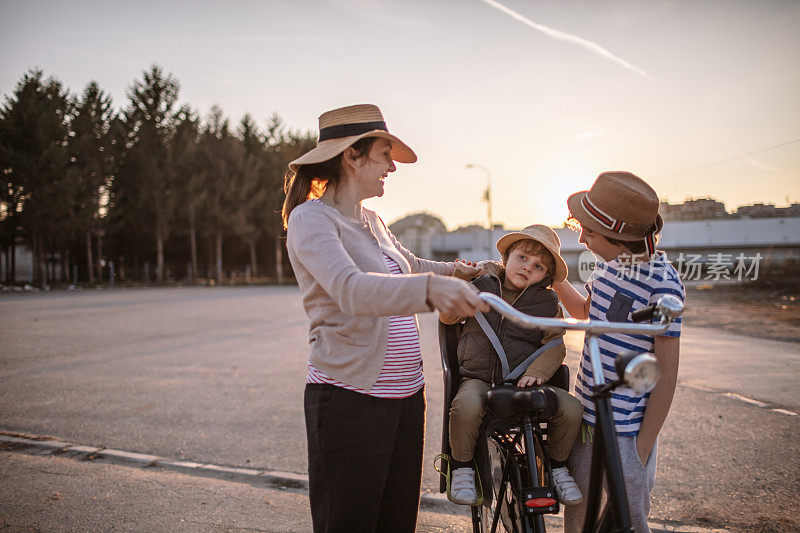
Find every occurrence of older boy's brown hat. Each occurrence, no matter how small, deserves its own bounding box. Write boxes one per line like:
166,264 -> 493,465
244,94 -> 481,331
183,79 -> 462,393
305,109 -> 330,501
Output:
289,104 -> 416,172
567,171 -> 663,254
496,224 -> 568,283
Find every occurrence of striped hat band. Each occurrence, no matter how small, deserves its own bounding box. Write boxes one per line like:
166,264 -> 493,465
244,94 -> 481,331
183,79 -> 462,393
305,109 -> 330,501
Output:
580,195 -> 658,255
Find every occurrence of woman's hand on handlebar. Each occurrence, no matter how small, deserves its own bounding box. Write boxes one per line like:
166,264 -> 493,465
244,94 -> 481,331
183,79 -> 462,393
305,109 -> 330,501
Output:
427,275 -> 490,317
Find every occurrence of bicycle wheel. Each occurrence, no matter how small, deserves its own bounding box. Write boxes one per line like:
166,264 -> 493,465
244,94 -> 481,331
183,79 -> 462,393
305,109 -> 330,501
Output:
477,435 -> 526,532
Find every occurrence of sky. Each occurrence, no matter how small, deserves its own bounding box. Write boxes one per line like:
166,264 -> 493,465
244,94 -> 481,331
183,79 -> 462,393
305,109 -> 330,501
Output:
2,0 -> 799,230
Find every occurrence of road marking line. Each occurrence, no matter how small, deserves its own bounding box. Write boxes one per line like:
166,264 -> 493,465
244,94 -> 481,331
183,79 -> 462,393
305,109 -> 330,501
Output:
681,384 -> 798,416
0,431 -> 734,532
723,392 -> 768,408
683,384 -> 716,393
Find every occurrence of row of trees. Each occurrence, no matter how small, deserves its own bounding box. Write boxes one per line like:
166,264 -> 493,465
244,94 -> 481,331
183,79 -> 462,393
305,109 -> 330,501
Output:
0,65 -> 315,286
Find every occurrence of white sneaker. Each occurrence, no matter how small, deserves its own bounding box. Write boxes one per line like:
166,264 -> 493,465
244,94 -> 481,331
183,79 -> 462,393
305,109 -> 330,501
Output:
450,467 -> 479,505
551,467 -> 583,505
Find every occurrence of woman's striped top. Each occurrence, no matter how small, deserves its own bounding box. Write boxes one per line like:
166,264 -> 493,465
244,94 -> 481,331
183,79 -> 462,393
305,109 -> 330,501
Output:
306,240 -> 425,399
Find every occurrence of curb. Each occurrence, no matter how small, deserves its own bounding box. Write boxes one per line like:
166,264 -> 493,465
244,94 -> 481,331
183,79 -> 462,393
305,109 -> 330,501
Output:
1,433 -> 727,532
0,434 -> 309,492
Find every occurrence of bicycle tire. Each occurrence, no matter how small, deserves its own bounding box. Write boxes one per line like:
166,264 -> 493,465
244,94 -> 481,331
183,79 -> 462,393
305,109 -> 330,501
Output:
475,434 -> 528,532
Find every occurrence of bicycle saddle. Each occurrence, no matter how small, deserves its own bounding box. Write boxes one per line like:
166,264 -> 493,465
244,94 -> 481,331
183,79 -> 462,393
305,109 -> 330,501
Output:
486,384 -> 559,419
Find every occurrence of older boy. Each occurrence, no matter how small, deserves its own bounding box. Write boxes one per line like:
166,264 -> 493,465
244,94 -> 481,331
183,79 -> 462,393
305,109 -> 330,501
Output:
440,225 -> 584,506
554,171 -> 684,532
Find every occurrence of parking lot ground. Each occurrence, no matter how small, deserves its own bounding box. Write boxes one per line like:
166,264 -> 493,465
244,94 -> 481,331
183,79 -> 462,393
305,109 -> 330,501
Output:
0,448 -> 475,532
1,286 -> 798,531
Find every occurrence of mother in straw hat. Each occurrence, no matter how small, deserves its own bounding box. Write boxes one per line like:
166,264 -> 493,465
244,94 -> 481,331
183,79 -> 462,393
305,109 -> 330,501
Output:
283,104 -> 489,531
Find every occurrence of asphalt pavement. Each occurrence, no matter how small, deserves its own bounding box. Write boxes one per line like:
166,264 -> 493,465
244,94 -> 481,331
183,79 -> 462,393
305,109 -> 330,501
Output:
1,446 -> 473,532
1,286 -> 798,531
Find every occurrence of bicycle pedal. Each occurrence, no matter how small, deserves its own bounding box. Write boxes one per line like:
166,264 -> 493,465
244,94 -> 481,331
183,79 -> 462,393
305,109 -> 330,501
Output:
521,486 -> 559,515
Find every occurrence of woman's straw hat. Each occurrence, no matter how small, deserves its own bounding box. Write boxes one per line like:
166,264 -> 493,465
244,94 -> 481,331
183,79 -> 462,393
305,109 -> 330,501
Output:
567,171 -> 663,256
495,224 -> 568,283
289,104 -> 416,172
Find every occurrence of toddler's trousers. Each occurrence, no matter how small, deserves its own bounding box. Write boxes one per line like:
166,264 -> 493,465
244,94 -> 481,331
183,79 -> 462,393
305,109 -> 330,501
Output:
449,378 -> 583,462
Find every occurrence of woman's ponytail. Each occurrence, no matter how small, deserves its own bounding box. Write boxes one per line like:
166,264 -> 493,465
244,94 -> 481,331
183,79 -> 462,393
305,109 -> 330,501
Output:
282,168 -> 315,229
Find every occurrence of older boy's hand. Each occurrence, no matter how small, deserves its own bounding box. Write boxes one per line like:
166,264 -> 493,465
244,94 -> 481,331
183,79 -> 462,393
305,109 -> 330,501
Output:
636,438 -> 651,466
453,259 -> 485,280
517,376 -> 543,388
477,260 -> 503,278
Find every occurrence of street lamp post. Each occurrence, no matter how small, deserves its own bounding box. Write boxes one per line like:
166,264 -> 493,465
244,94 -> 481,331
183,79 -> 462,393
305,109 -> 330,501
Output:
466,163 -> 493,258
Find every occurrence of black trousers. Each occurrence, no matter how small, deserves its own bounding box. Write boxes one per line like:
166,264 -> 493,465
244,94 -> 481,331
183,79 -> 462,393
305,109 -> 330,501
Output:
304,384 -> 425,533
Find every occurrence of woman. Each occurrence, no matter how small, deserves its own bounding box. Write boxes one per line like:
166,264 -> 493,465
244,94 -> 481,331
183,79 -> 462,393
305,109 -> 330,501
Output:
284,104 -> 487,532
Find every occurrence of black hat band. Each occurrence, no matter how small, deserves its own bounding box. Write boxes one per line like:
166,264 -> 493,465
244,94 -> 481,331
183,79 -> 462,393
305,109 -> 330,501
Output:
318,120 -> 387,142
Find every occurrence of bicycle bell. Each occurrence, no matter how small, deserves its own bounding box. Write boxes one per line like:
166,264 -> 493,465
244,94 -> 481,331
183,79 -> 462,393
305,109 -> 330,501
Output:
655,294 -> 684,320
615,351 -> 660,395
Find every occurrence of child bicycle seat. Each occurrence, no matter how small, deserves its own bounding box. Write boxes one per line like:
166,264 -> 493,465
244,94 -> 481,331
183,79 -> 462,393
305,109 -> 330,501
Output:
485,384 -> 559,420
437,321 -> 570,499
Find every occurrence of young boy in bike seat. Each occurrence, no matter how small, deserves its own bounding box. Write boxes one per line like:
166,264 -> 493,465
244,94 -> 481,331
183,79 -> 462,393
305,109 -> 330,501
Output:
440,225 -> 584,506
553,172 -> 685,533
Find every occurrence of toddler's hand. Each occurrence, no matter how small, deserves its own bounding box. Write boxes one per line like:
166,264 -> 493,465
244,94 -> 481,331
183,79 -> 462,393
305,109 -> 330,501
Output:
517,376 -> 543,388
453,259 -> 485,280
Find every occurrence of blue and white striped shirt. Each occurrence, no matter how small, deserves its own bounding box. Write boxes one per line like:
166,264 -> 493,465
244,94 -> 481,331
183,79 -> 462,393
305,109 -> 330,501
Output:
575,251 -> 684,436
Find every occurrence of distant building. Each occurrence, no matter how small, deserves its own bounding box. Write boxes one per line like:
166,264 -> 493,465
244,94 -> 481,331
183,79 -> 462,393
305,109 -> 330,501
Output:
736,203 -> 800,218
0,245 -> 34,283
428,226 -> 505,263
423,217 -> 800,281
388,213 -> 447,259
656,217 -> 800,264
452,224 -> 486,234
660,198 -> 800,220
660,198 -> 729,220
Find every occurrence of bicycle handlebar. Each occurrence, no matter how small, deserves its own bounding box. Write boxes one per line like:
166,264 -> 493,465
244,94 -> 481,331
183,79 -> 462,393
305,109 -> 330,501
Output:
477,292 -> 683,336
630,305 -> 656,322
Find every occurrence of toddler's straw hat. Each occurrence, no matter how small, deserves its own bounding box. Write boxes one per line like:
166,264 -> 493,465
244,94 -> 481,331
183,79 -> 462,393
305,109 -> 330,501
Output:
567,171 -> 663,255
289,104 -> 416,172
496,224 -> 568,283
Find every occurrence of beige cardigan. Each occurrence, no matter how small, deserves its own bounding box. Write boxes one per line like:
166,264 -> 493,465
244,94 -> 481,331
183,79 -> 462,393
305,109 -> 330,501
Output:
286,201 -> 455,391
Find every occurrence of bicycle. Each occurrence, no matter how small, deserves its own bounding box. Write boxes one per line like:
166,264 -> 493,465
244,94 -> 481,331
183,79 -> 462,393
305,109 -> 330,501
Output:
437,292 -> 683,533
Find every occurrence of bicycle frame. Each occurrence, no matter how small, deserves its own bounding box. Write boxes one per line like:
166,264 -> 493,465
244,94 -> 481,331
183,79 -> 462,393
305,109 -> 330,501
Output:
477,292 -> 680,533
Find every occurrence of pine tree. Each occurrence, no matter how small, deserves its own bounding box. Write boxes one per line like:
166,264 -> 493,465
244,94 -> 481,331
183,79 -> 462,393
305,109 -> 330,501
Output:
170,105 -> 202,281
114,64 -> 180,281
236,113 -> 267,279
263,113 -> 316,281
68,81 -> 115,283
197,106 -> 236,284
0,69 -> 71,286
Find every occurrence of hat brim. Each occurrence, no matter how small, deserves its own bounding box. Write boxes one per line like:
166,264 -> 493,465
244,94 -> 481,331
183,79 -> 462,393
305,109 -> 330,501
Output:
288,131 -> 416,172
567,191 -> 663,241
495,232 -> 568,283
